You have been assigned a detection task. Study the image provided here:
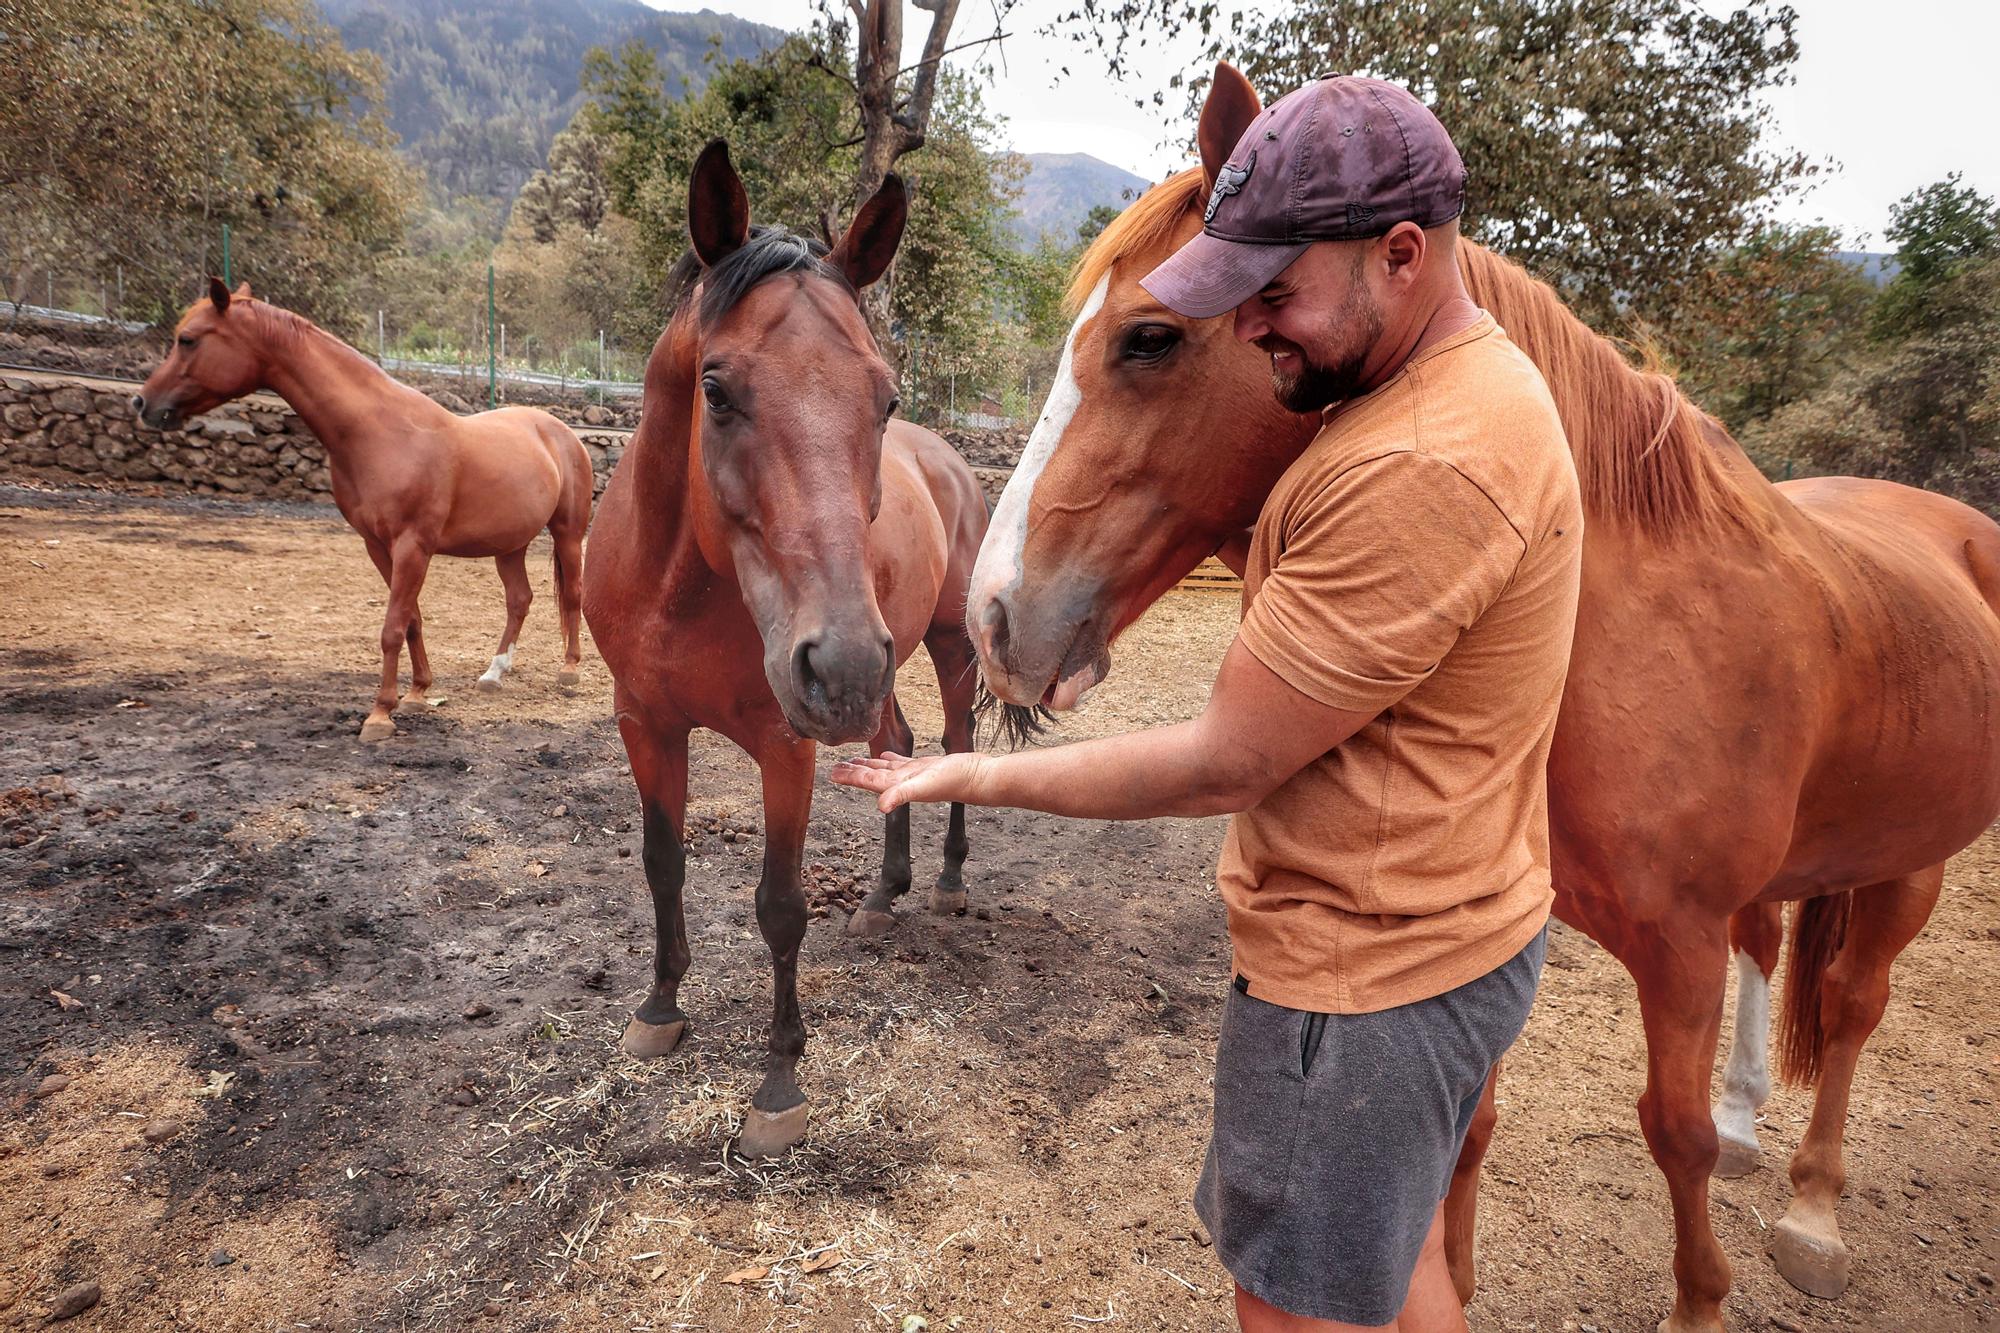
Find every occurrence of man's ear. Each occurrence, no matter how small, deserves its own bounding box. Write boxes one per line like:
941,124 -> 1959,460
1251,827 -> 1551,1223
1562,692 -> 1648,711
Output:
1380,222 -> 1428,282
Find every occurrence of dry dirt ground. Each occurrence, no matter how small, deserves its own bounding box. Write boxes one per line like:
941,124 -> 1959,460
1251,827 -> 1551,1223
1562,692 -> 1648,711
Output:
2,485 -> 1996,1333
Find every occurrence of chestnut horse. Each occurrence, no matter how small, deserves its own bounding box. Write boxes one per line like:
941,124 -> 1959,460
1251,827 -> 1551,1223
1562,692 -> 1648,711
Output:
581,143 -> 988,1158
134,281 -> 593,740
966,68 -> 2000,1332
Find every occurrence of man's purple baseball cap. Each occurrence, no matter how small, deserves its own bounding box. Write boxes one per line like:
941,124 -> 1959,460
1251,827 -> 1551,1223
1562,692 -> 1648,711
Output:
1142,76 -> 1467,320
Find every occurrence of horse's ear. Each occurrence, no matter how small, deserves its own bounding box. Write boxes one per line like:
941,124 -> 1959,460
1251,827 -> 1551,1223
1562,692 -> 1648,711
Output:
688,139 -> 750,267
207,276 -> 231,315
829,173 -> 907,292
233,280 -> 252,300
1199,62 -> 1262,194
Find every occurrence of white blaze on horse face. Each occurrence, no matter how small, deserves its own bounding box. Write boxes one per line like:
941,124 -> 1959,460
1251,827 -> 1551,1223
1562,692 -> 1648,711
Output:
1711,948 -> 1773,1172
966,274 -> 1109,691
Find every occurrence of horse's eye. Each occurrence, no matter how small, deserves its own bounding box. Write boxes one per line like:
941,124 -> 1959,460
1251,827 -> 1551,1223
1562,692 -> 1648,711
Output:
702,377 -> 732,413
177,336 -> 197,350
1124,325 -> 1179,362
885,396 -> 901,421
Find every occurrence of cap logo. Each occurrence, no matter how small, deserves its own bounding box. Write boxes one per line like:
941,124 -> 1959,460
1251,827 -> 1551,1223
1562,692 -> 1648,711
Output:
1346,203 -> 1378,229
1204,150 -> 1256,225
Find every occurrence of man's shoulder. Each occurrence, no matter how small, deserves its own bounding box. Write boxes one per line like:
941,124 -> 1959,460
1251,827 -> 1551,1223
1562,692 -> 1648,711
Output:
1407,326 -> 1579,538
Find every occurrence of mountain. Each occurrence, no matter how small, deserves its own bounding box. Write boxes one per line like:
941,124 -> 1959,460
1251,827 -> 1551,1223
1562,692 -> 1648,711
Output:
1835,251 -> 1901,286
319,0 -> 782,201
1009,153 -> 1154,247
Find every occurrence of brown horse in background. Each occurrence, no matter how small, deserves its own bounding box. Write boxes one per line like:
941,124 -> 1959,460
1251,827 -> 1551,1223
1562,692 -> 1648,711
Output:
582,143 -> 989,1158
965,66 -> 2000,1333
134,281 -> 593,740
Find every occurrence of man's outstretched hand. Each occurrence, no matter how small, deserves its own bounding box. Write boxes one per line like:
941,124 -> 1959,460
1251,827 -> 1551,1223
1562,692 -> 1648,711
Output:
830,752 -> 988,812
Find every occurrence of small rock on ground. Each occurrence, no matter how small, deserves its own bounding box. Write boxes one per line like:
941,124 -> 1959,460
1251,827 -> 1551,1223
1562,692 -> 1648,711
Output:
49,1280 -> 101,1320
34,1073 -> 71,1098
141,1117 -> 183,1146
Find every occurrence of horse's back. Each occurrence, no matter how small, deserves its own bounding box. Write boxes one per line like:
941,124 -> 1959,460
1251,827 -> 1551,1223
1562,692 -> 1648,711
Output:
1769,476 -> 2000,890
885,420 -> 986,630
433,406 -> 590,554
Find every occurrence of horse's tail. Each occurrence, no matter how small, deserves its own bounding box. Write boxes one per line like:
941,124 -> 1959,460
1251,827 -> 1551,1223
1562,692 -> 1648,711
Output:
1777,891 -> 1852,1086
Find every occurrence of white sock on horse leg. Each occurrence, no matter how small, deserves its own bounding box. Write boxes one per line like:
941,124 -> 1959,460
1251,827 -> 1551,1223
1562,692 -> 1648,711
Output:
478,648 -> 514,685
1713,948 -> 1773,1156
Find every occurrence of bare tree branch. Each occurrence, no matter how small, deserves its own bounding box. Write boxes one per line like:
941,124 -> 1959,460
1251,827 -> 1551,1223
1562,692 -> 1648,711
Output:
895,27 -> 1011,80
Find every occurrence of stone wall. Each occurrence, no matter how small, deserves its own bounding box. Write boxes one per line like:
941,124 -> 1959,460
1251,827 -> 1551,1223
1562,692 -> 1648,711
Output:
0,370 -> 1021,507
0,373 -> 629,502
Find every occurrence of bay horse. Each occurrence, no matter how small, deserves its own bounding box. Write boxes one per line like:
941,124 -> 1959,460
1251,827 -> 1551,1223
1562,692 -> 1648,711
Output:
965,66 -> 2000,1332
581,142 -> 988,1158
133,281 -> 593,741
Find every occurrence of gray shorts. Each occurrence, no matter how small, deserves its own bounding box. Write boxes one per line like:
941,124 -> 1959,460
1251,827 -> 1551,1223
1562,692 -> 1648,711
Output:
1195,928 -> 1546,1327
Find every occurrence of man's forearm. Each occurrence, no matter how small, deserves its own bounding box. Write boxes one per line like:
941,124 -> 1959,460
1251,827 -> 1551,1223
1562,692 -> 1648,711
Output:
962,719 -> 1253,820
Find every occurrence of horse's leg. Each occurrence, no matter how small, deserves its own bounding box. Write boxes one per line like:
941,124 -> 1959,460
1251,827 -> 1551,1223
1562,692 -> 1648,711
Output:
361,541 -> 431,742
399,601 -> 435,710
1443,1059 -> 1501,1306
1773,868 -> 1942,1300
362,537 -> 432,712
926,626 -> 978,916
845,694 -> 916,938
1630,919 -> 1733,1333
477,547 -> 533,690
615,714 -> 692,1059
552,528 -> 585,687
1712,901 -> 1784,1177
739,738 -> 815,1158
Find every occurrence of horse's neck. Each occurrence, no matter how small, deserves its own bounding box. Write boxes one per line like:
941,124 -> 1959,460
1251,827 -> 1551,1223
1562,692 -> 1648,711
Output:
625,357 -> 727,590
256,315 -> 446,458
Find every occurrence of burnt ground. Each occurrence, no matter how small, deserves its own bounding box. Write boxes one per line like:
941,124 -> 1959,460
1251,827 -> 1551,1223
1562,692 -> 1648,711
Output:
1,484 -> 1997,1332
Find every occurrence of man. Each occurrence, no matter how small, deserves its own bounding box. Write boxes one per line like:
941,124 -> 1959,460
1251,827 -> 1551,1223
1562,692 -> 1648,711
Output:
833,76 -> 1580,1332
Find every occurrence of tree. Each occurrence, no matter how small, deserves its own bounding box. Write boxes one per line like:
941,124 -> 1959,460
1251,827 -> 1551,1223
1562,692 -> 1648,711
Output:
574,32 -> 1020,391
513,123 -> 615,243
1872,174 -> 2000,340
1056,0 -> 1809,329
0,0 -> 414,328
1076,203 -> 1121,246
1671,223 -> 1876,431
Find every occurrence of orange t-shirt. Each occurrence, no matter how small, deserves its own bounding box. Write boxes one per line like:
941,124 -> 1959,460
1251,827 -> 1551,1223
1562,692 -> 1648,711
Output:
1222,315 -> 1582,1013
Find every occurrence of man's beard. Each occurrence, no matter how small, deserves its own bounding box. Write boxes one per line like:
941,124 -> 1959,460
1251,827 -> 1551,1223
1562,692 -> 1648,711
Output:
1258,291 -> 1384,413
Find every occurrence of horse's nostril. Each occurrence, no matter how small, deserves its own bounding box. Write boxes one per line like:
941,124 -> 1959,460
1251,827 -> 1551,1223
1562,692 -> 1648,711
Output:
791,638 -> 826,706
129,395 -> 144,415
982,597 -> 1011,659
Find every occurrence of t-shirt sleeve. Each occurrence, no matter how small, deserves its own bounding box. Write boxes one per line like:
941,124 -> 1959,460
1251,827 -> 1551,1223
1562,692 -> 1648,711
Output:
1238,452 -> 1526,714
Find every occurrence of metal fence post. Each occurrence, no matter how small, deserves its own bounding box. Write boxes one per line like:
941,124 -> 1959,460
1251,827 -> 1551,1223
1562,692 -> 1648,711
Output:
377,310 -> 385,363
486,263 -> 497,410
597,330 -> 605,406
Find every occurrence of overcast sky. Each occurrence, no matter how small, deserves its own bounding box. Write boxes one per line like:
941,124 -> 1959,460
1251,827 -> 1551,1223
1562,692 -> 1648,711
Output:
658,0 -> 2000,247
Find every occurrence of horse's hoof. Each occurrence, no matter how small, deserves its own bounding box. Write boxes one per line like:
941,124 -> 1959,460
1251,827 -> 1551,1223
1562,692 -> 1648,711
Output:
395,692 -> 429,713
1656,1317 -> 1725,1333
359,716 -> 396,743
930,886 -> 967,916
735,1101 -> 808,1159
1712,1132 -> 1762,1179
620,1015 -> 687,1059
845,907 -> 896,938
556,667 -> 581,687
1774,1215 -> 1850,1299
476,676 -> 503,693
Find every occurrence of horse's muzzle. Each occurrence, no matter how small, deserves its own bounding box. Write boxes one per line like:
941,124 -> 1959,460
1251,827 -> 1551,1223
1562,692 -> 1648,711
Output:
132,395 -> 182,431
785,629 -> 896,744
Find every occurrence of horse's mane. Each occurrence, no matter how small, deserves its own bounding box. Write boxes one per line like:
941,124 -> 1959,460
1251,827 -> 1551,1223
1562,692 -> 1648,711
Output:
176,293 -> 317,356
1068,167 -> 1742,536
666,225 -> 849,329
